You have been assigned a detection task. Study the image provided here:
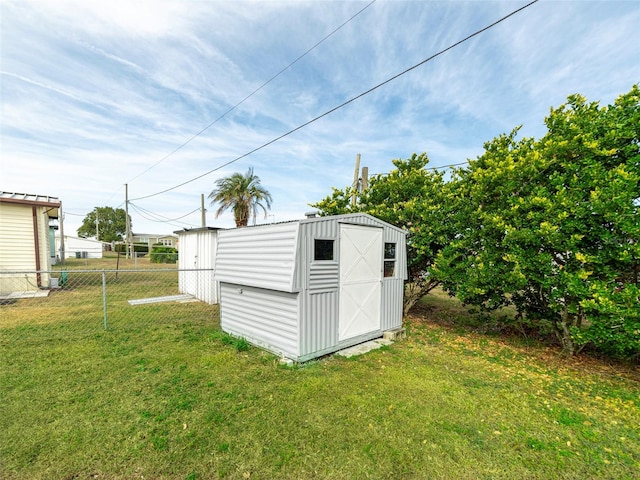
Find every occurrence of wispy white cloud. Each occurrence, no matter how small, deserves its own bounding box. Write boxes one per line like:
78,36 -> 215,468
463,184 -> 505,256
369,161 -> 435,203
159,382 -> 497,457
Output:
2,0 -> 638,235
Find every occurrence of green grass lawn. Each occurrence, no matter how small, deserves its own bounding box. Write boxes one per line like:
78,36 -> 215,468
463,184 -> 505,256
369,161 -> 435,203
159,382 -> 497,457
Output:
1,285 -> 638,479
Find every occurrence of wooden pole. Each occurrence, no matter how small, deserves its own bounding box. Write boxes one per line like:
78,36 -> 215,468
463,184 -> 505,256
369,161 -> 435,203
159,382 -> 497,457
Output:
361,166 -> 369,191
201,193 -> 206,228
125,184 -> 131,259
351,153 -> 361,207
32,206 -> 42,287
59,202 -> 65,265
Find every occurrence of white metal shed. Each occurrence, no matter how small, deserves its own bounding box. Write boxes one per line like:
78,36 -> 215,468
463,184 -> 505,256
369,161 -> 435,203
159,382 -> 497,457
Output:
175,227 -> 222,305
214,213 -> 407,362
56,235 -> 103,259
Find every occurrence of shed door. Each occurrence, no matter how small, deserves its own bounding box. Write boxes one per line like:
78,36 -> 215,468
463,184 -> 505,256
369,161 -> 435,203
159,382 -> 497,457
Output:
338,224 -> 382,341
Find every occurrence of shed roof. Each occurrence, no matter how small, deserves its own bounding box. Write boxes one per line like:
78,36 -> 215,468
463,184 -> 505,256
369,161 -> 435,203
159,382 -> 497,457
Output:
132,232 -> 178,238
0,191 -> 61,208
174,227 -> 224,234
216,213 -> 407,235
214,213 -> 407,293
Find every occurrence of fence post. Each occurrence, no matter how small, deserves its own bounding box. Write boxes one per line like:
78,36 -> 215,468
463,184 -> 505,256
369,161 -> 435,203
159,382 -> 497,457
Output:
102,270 -> 108,330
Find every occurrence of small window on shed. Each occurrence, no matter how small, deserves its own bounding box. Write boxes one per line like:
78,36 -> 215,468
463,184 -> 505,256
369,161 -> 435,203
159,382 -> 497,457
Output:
384,242 -> 396,277
314,239 -> 334,261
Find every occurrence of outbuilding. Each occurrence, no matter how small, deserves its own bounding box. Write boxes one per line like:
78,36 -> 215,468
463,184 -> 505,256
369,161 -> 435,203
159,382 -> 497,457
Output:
0,191 -> 61,293
175,227 -> 222,305
214,213 -> 407,362
56,234 -> 103,259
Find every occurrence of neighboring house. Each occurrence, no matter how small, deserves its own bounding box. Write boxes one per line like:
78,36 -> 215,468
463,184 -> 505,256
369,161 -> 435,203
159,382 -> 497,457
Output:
0,191 -> 61,293
132,233 -> 178,248
56,235 -> 103,259
214,213 -> 408,362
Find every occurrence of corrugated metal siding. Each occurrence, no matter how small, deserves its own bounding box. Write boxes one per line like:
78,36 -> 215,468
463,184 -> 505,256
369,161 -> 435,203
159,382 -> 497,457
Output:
220,283 -> 299,359
384,225 -> 408,282
178,230 -> 217,304
299,290 -> 338,356
299,213 -> 408,282
308,262 -> 339,293
381,278 -> 404,330
295,214 -> 407,359
215,223 -> 299,292
214,214 -> 406,361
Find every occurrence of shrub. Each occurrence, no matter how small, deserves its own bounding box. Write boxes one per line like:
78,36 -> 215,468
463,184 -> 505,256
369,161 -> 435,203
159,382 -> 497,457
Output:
114,243 -> 148,254
150,244 -> 178,264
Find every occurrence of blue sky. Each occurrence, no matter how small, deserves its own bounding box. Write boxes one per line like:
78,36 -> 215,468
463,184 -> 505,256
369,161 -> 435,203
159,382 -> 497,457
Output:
2,0 -> 639,235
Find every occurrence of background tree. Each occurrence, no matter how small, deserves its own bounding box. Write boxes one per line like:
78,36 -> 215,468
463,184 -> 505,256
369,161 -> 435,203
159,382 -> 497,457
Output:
435,86 -> 640,358
77,207 -> 128,242
311,153 -> 457,313
209,167 -> 272,227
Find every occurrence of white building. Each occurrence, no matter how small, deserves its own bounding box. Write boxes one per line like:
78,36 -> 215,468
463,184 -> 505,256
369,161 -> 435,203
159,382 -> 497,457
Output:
56,235 -> 103,259
214,213 -> 407,362
174,227 -> 222,305
0,191 -> 61,293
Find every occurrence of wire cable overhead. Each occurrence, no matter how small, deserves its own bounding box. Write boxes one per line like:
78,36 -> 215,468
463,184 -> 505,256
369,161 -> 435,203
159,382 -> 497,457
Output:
132,0 -> 539,202
125,0 -> 377,185
129,202 -> 201,226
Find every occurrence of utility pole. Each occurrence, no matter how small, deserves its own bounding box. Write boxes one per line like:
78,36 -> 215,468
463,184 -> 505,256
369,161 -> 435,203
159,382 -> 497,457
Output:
351,153 -> 361,207
95,209 -> 99,241
201,193 -> 206,228
361,166 -> 369,192
125,184 -> 131,259
59,202 -> 65,265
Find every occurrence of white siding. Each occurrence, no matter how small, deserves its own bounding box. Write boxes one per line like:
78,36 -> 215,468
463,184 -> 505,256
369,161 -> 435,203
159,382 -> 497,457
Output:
299,290 -> 338,357
0,203 -> 36,271
0,203 -> 52,292
36,208 -> 51,281
215,222 -> 299,292
381,277 -> 404,331
57,236 -> 103,259
296,214 -> 406,360
216,213 -> 407,362
308,262 -> 339,294
177,229 -> 218,304
220,283 -> 299,359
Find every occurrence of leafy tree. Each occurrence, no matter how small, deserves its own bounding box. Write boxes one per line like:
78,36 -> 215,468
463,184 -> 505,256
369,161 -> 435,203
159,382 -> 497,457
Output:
77,207 -> 128,242
435,86 -> 640,358
311,153 -> 457,313
209,167 -> 272,227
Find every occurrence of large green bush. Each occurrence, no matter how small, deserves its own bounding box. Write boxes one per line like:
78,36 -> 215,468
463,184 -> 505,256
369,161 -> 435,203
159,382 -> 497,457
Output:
150,244 -> 178,264
434,85 -> 639,359
313,85 -> 639,360
114,243 -> 148,254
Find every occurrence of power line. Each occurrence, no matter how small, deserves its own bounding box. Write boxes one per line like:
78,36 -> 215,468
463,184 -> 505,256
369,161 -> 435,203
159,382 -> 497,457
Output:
128,204 -> 199,230
125,0 -> 377,185
371,161 -> 471,177
131,0 -> 539,202
427,161 -> 469,171
129,202 -> 200,225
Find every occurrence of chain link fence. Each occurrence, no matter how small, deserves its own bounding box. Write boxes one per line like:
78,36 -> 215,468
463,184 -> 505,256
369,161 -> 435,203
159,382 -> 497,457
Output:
0,259 -> 219,345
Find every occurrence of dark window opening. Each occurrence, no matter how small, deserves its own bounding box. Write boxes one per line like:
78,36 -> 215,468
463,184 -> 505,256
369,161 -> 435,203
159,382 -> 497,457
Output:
384,242 -> 396,260
384,242 -> 396,277
384,261 -> 396,277
314,239 -> 334,261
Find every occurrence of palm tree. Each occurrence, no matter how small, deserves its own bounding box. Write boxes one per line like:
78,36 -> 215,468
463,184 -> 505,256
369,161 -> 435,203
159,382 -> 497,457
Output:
208,167 -> 272,227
